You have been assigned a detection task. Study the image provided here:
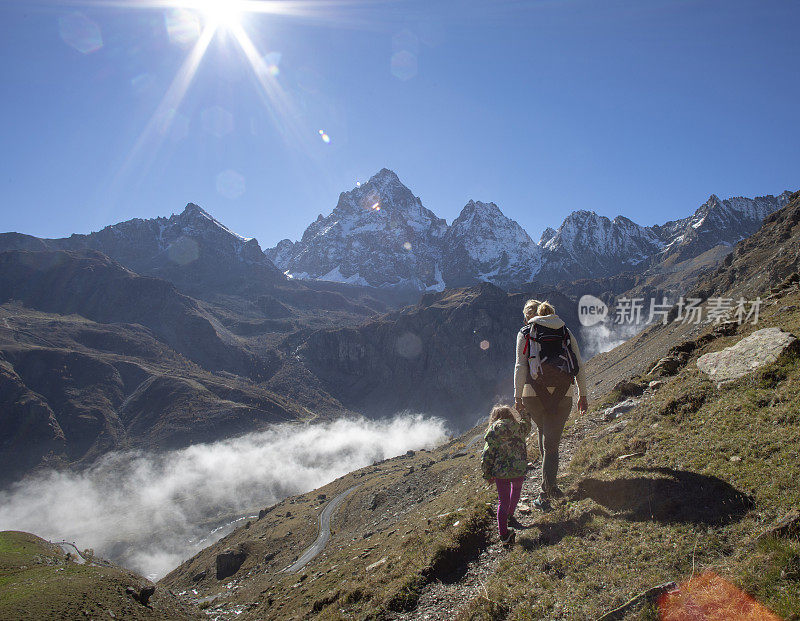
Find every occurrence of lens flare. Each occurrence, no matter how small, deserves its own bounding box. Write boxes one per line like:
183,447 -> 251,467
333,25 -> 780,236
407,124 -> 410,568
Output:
164,8 -> 201,45
59,12 -> 103,54
318,129 -> 331,143
263,51 -> 281,76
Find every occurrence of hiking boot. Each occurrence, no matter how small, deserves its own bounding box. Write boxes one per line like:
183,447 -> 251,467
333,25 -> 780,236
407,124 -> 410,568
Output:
508,515 -> 524,529
532,494 -> 551,512
500,529 -> 516,547
548,486 -> 564,499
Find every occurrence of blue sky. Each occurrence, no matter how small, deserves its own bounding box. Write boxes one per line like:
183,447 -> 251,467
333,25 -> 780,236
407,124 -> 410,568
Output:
0,0 -> 798,249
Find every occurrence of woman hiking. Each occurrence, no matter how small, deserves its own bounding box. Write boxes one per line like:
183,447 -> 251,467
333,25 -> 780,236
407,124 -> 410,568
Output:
515,299 -> 588,510
481,404 -> 532,546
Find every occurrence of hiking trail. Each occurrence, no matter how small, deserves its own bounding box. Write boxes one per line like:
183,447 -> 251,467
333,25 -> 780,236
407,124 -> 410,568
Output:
386,409 -> 611,620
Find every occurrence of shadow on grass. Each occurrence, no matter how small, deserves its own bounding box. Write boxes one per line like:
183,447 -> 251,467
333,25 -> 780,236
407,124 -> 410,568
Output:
571,467 -> 755,526
519,507 -> 610,551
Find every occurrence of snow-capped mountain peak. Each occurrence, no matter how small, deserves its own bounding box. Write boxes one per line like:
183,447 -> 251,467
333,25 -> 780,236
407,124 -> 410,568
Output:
440,199 -> 543,288
266,168 -> 794,290
272,169 -> 447,290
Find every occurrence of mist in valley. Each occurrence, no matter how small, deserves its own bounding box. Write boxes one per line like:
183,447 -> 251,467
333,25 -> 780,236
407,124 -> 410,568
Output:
0,414 -> 448,580
580,321 -> 645,359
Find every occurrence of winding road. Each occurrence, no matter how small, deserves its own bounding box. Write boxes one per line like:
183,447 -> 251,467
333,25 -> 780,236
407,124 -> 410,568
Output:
283,484 -> 361,573
283,435 -> 481,574
464,434 -> 483,450
53,541 -> 87,564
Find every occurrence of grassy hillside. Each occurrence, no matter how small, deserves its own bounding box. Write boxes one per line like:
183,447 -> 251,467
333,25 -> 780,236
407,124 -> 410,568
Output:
461,287 -> 800,620
0,531 -> 199,620
161,284 -> 800,620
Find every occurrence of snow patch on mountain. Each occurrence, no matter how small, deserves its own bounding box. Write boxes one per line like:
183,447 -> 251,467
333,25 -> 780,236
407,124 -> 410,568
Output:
265,168 -> 794,291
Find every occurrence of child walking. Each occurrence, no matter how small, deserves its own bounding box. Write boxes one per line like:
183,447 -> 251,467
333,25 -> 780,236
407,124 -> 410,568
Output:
481,404 -> 532,546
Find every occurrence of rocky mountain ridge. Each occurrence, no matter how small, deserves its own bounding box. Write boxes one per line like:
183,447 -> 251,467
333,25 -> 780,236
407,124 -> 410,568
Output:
0,203 -> 284,297
268,169 -> 793,290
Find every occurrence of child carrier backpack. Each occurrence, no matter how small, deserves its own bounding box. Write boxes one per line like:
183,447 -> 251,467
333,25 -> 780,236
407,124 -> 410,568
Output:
521,322 -> 579,413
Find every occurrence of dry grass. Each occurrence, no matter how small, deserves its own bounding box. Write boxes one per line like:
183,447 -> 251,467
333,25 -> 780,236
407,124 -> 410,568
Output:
460,291 -> 800,620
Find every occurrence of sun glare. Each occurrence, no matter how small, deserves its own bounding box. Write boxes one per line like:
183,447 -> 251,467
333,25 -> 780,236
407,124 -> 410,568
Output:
189,0 -> 243,28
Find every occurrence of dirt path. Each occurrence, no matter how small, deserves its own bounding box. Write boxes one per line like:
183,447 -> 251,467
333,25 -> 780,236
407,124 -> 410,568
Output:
387,411 -> 608,620
283,484 -> 361,573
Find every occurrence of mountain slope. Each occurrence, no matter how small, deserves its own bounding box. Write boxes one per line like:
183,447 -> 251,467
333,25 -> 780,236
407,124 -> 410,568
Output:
0,302 -> 312,487
0,203 -> 285,297
295,283 -> 577,428
0,250 -> 271,378
0,531 -> 200,620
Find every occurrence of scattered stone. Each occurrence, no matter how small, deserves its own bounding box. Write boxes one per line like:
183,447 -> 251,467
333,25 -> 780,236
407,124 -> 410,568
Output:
602,398 -> 639,422
263,552 -> 275,563
697,328 -> 799,383
362,531 -> 374,539
648,356 -> 683,377
405,466 -> 415,475
613,379 -> 644,397
405,449 -> 415,457
729,455 -> 742,462
368,491 -> 387,511
617,452 -> 645,461
216,549 -> 247,580
191,570 -> 207,582
366,556 -> 387,571
285,511 -> 292,518
596,419 -> 629,439
648,380 -> 664,390
317,494 -> 327,500
126,585 -> 155,606
713,321 -> 739,337
517,503 -> 532,515
258,509 -> 267,520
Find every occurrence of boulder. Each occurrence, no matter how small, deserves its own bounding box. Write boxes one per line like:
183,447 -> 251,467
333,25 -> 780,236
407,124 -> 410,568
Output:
613,380 -> 644,397
216,548 -> 247,580
602,398 -> 639,422
648,356 -> 683,377
697,328 -> 798,383
126,585 -> 156,606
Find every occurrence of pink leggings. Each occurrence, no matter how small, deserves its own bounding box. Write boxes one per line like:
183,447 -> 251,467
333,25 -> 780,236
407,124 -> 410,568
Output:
495,477 -> 524,537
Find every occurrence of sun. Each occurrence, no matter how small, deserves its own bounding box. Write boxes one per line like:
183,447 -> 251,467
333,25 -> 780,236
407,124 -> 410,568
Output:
189,0 -> 243,29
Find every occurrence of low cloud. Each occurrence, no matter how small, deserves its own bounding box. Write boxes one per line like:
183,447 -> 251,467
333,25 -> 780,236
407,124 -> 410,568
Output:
580,321 -> 643,359
0,414 -> 448,580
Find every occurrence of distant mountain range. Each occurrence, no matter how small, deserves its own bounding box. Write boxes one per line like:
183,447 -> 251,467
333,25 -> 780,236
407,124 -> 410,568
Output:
266,168 -> 792,289
2,168 -> 790,294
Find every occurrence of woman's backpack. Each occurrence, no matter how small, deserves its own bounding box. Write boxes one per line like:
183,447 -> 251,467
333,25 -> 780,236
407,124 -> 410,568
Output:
521,322 -> 579,412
